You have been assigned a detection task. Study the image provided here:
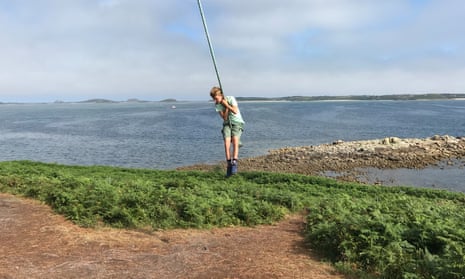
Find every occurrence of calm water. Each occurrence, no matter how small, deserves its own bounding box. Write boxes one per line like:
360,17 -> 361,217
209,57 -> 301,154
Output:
1,100 -> 464,191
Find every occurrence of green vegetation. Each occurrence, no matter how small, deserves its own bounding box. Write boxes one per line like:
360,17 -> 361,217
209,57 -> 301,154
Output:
77,98 -> 118,103
1,160 -> 464,278
237,93 -> 465,102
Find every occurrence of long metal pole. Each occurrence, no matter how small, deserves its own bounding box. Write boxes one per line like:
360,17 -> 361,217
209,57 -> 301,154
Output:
197,0 -> 223,92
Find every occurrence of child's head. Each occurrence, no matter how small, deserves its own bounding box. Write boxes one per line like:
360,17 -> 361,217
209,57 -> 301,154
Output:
210,86 -> 222,98
210,86 -> 223,103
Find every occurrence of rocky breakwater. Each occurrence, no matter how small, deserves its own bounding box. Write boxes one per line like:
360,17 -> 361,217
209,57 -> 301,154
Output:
178,135 -> 465,182
238,135 -> 465,177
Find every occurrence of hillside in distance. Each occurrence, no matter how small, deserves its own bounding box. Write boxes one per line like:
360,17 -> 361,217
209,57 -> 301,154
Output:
236,93 -> 465,102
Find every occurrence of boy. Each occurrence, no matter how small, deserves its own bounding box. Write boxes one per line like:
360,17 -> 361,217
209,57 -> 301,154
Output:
210,86 -> 245,177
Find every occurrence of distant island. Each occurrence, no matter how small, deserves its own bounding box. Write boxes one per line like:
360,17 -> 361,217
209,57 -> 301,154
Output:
75,98 -> 171,103
2,94 -> 465,105
0,98 -> 176,104
236,93 -> 465,102
77,98 -> 119,103
160,98 -> 177,102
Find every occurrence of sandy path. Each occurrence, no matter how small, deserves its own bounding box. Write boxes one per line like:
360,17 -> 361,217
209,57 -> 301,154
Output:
0,193 -> 342,279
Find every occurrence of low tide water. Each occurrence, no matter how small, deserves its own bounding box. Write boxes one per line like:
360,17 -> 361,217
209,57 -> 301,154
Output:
1,100 -> 464,192
324,159 -> 465,193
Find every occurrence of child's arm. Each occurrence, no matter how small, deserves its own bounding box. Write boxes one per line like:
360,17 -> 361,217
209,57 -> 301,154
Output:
220,98 -> 238,114
218,107 -> 230,121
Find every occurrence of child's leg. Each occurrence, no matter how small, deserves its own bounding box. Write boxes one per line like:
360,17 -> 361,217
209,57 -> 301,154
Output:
231,136 -> 240,160
223,137 -> 231,161
230,136 -> 240,175
222,124 -> 234,177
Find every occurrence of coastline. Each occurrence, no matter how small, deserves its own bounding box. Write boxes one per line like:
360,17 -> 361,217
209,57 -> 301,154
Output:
178,135 -> 465,190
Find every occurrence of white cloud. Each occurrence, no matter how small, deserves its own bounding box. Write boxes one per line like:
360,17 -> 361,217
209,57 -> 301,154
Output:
0,0 -> 464,102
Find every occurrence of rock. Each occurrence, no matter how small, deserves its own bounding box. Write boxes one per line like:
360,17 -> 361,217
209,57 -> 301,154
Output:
177,136 -> 465,182
381,137 -> 401,144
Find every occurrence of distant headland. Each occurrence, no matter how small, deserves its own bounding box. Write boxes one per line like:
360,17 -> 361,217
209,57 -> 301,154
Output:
1,93 -> 464,104
236,93 -> 465,102
0,98 -> 178,104
76,98 -> 179,103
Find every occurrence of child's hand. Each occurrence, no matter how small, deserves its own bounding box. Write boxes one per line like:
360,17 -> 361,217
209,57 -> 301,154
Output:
220,98 -> 228,106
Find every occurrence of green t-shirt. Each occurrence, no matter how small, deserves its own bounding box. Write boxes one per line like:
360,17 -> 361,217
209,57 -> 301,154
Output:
215,96 -> 245,124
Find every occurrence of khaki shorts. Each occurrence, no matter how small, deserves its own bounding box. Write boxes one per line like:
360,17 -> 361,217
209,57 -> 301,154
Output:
222,122 -> 244,139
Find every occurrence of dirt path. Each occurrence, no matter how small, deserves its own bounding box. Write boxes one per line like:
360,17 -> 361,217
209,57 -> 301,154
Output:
0,193 -> 343,279
5,136 -> 461,278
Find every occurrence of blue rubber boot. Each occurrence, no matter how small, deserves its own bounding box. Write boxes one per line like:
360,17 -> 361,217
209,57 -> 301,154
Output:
226,160 -> 232,177
230,159 -> 238,175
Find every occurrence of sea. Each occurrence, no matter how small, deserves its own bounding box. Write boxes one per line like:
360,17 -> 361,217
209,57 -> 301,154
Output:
1,99 -> 464,192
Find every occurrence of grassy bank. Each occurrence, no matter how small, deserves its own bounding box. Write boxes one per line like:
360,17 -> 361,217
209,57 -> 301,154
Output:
1,161 -> 464,278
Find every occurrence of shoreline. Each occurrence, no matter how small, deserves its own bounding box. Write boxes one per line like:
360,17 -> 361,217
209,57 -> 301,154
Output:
178,135 -> 465,188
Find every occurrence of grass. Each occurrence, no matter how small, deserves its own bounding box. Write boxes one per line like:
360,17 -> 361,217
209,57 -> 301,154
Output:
1,160 -> 464,278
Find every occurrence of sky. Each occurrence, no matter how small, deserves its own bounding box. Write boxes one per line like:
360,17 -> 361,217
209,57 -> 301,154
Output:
0,0 -> 464,102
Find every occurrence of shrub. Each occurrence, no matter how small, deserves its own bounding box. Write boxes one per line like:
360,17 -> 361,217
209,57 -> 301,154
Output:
1,161 -> 465,278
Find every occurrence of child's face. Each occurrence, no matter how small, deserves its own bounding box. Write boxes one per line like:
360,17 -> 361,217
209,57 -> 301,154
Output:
212,95 -> 223,104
